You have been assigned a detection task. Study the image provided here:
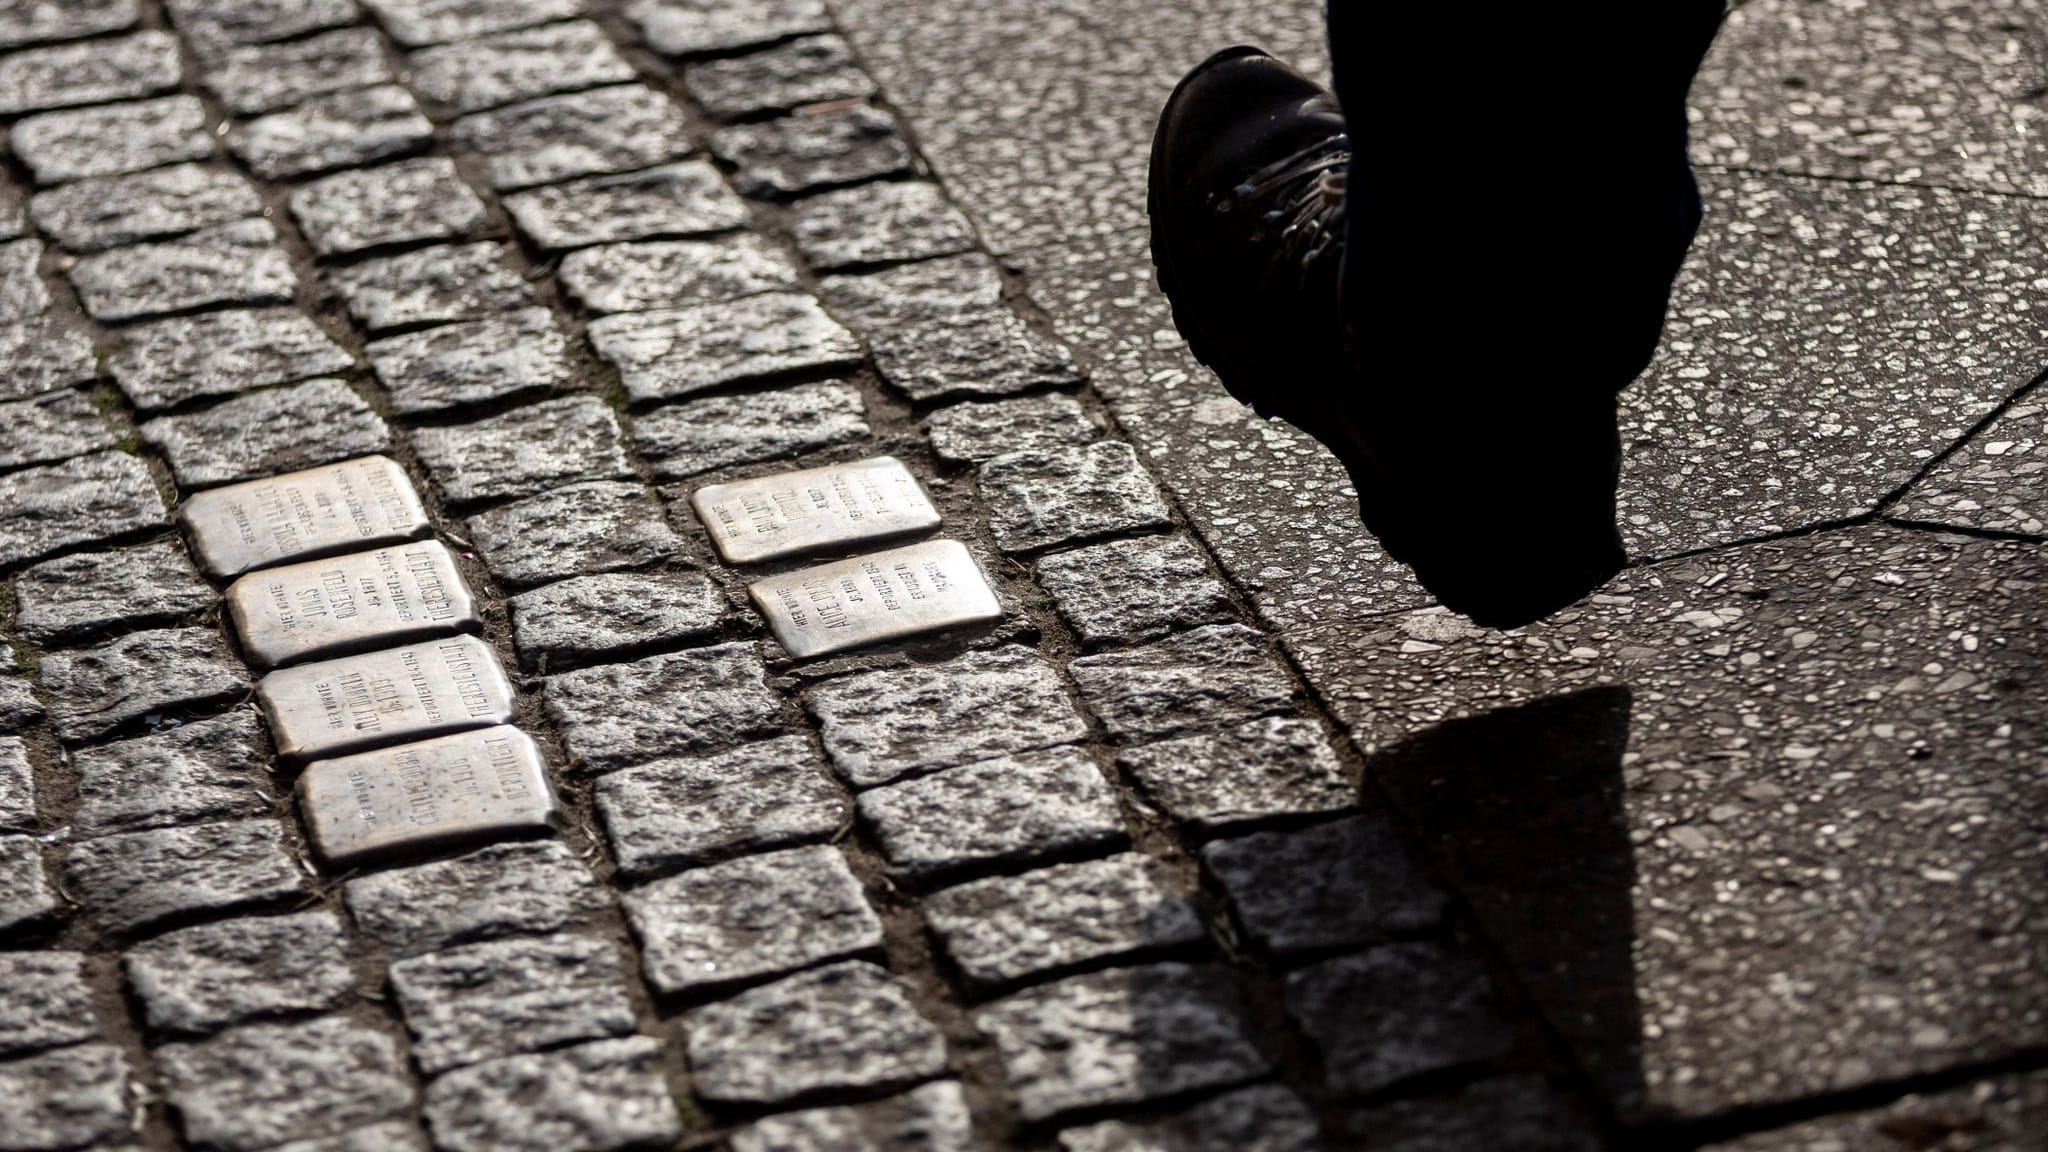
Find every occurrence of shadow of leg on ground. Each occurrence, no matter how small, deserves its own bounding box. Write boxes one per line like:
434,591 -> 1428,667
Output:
1368,684 -> 1649,1124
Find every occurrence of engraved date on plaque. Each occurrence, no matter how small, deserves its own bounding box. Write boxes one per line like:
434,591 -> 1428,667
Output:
750,539 -> 1002,658
227,540 -> 479,669
256,634 -> 515,761
298,725 -> 559,867
690,456 -> 941,564
181,455 -> 430,579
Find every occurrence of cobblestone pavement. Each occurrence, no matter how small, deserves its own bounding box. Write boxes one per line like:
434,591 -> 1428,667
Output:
0,1 -> 2041,1151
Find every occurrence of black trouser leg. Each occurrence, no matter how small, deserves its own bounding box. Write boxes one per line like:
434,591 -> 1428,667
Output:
1327,2 -> 1726,395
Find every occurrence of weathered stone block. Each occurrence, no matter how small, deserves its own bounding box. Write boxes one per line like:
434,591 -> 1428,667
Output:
330,243 -> 530,333
978,442 -> 1171,554
1203,815 -> 1446,955
421,1036 -> 681,1152
0,315 -> 98,402
924,853 -> 1204,993
634,381 -> 868,480
1056,1084 -> 1322,1152
31,162 -> 261,252
0,1043 -> 132,1151
158,1016 -> 414,1152
408,20 -> 634,114
467,480 -> 683,590
685,961 -> 947,1105
791,180 -> 974,271
231,85 -> 434,180
126,911 -> 354,1035
363,0 -> 581,47
545,642 -> 786,773
344,840 -> 607,958
1287,944 -> 1516,1097
0,953 -> 95,1056
110,308 -> 353,412
0,738 -> 30,832
625,0 -> 830,55
167,0 -> 357,50
0,237 -> 48,322
508,570 -> 727,672
925,392 -> 1097,466
0,389 -> 110,470
588,292 -> 863,404
856,746 -> 1125,881
0,835 -> 56,932
70,219 -> 295,321
808,645 -> 1088,788
559,234 -> 797,314
0,0 -> 136,49
503,161 -> 748,249
817,250 -> 1002,322
625,845 -> 881,997
1034,535 -> 1233,647
0,678 -> 37,736
71,709 -> 273,838
713,103 -> 911,199
268,1122 -> 433,1152
292,158 -> 490,256
0,30 -> 179,115
452,84 -> 691,191
1116,715 -> 1354,836
142,378 -> 389,489
11,95 -> 212,184
390,934 -> 637,1073
364,308 -> 574,416
730,1080 -> 976,1152
596,737 -> 847,881
415,396 -> 631,509
976,963 -> 1269,1122
203,27 -> 393,115
0,450 -> 166,567
872,311 -> 1086,403
683,35 -> 876,118
1329,1076 -> 1602,1152
1068,624 -> 1295,742
61,819 -> 306,935
39,627 -> 245,744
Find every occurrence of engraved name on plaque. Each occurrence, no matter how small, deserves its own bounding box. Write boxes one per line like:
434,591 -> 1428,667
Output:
690,456 -> 941,564
181,456 -> 430,579
298,725 -> 559,867
750,539 -> 1003,658
256,634 -> 515,761
226,540 -> 480,669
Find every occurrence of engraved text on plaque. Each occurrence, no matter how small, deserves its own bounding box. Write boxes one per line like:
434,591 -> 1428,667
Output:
690,456 -> 941,564
226,540 -> 479,668
298,725 -> 558,867
256,634 -> 515,760
181,456 -> 430,579
750,539 -> 1002,658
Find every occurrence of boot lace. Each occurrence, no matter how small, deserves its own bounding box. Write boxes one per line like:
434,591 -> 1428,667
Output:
1220,134 -> 1349,286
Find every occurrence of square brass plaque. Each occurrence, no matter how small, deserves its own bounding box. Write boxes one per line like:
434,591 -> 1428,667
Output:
690,455 -> 940,564
226,540 -> 479,669
750,538 -> 1002,658
256,634 -> 515,760
181,455 -> 430,579
298,725 -> 558,868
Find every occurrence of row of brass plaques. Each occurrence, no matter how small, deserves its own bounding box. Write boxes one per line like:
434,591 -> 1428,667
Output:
185,457 -> 560,869
691,456 -> 1003,658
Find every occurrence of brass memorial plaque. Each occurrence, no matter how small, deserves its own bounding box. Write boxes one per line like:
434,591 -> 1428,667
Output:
298,725 -> 558,867
750,539 -> 1001,658
226,540 -> 478,668
689,455 -> 940,564
181,455 -> 429,578
256,634 -> 515,760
